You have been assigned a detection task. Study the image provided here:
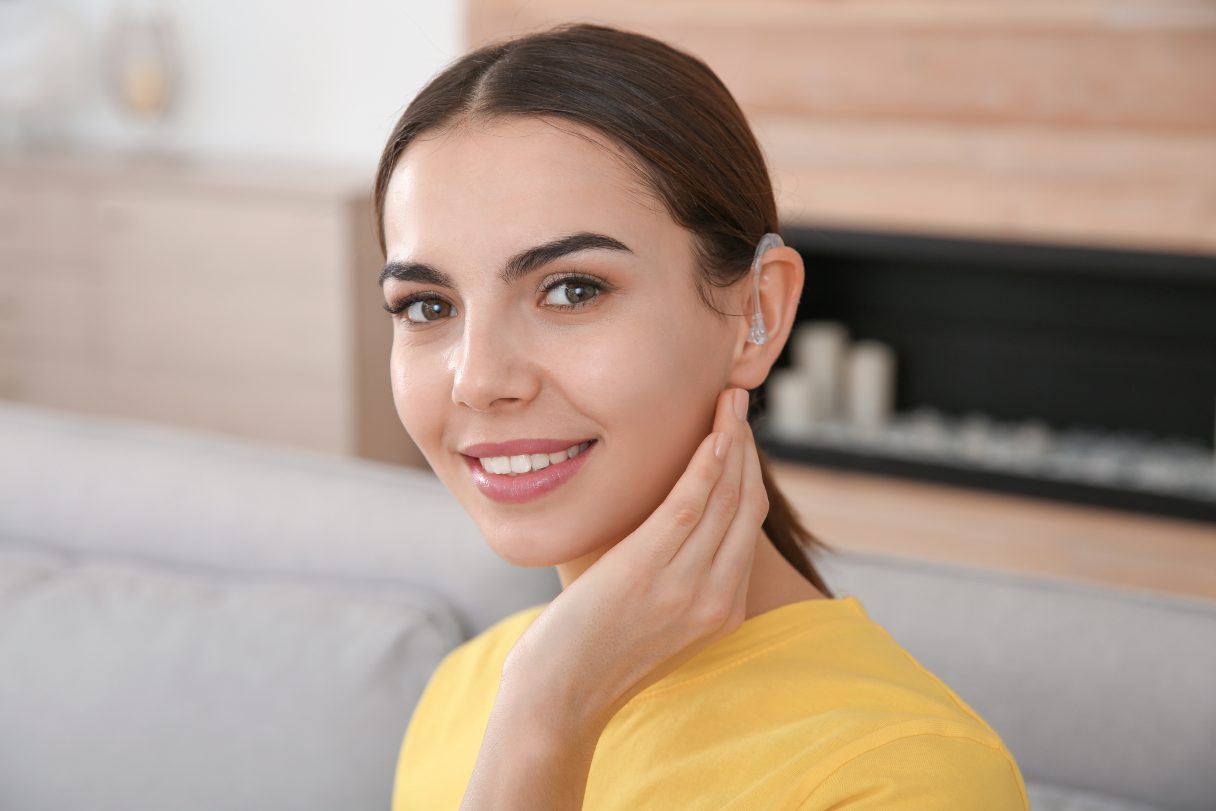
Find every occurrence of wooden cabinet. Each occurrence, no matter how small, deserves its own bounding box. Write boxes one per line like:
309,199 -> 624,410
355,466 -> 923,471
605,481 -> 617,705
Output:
0,152 -> 426,469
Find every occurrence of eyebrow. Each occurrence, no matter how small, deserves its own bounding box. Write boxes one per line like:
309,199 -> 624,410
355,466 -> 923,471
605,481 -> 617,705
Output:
378,231 -> 634,289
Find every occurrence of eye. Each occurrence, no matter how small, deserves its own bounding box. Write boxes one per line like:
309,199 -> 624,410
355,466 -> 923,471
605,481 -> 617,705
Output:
540,274 -> 605,310
384,294 -> 456,326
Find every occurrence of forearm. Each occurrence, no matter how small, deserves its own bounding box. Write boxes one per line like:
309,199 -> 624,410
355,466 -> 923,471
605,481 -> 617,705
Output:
459,690 -> 603,811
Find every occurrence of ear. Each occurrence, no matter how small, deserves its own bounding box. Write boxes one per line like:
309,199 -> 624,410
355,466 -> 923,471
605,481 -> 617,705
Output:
726,245 -> 804,391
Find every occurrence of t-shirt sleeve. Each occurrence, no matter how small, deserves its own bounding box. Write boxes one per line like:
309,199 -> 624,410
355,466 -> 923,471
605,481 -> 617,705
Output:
796,732 -> 1029,810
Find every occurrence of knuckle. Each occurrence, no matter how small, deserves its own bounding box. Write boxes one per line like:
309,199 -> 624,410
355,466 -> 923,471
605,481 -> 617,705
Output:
693,598 -> 729,630
753,488 -> 771,515
671,501 -> 704,530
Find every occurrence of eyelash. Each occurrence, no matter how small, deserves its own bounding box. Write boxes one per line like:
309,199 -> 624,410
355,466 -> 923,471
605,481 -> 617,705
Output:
383,272 -> 611,328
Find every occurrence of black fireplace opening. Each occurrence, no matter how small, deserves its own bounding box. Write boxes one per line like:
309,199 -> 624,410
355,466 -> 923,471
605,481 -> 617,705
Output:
753,224 -> 1216,523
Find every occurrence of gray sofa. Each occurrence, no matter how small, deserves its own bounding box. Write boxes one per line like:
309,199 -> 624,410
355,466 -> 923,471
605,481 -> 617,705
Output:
1,400 -> 1212,811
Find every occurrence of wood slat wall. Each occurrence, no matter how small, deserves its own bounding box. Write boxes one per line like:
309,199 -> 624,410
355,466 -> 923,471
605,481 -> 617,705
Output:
467,0 -> 1216,253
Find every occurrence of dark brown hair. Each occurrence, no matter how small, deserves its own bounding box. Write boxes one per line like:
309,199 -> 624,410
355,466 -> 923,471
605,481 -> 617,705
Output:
372,21 -> 833,597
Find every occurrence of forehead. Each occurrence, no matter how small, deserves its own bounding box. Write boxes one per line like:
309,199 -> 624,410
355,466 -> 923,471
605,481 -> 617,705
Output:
381,116 -> 671,264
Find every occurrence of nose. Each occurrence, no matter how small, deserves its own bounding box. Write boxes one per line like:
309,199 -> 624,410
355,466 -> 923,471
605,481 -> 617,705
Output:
450,310 -> 541,412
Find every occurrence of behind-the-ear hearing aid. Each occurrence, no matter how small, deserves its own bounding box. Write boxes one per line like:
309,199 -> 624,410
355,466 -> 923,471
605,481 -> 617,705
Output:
747,232 -> 783,345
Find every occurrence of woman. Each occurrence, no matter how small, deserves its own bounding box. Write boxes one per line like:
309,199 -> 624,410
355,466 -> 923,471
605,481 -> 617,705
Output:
375,22 -> 1028,810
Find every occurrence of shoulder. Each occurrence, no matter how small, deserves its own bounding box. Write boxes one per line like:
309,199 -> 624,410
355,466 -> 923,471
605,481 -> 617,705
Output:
753,600 -> 1027,807
799,599 -> 1005,734
795,722 -> 1029,810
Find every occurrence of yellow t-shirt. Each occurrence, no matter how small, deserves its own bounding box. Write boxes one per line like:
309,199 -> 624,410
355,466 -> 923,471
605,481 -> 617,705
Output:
392,595 -> 1029,810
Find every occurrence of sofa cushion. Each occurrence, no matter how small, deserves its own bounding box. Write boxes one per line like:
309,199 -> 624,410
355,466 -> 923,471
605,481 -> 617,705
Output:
1026,779 -> 1171,811
0,542 -> 463,811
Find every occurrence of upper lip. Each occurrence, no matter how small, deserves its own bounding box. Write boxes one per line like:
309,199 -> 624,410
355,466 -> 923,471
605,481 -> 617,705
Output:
460,438 -> 595,458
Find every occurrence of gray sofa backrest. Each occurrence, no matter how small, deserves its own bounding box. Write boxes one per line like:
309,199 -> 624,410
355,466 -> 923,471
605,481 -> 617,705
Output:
0,401 -> 561,639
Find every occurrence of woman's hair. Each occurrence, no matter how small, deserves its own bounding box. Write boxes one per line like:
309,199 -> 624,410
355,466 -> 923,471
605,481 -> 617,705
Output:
372,21 -> 834,597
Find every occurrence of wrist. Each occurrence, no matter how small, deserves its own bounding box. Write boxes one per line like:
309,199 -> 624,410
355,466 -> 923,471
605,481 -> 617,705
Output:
494,666 -> 610,751
461,683 -> 602,811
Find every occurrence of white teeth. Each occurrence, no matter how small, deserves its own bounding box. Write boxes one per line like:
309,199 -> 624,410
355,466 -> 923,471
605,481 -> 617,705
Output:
479,441 -> 592,476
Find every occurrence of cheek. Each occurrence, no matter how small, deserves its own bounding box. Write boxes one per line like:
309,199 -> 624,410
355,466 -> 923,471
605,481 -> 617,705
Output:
388,340 -> 446,452
555,321 -> 724,533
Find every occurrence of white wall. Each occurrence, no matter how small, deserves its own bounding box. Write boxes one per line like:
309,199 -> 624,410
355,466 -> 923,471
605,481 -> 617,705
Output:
16,0 -> 464,171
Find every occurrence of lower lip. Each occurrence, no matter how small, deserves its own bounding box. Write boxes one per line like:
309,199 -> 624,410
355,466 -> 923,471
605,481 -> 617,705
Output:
463,440 -> 598,504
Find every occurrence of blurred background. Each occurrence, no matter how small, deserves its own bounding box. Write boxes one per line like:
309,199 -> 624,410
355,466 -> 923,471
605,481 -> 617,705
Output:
3,3 -> 1216,810
3,0 -> 1213,595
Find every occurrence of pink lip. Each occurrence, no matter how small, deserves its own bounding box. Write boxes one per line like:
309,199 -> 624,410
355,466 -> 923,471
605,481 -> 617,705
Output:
463,440 -> 598,504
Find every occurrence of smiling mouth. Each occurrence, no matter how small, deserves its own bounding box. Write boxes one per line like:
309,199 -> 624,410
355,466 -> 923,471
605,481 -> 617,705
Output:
462,439 -> 598,504
468,439 -> 596,476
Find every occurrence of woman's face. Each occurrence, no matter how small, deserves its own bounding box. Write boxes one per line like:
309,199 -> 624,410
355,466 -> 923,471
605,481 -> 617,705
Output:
379,116 -> 752,576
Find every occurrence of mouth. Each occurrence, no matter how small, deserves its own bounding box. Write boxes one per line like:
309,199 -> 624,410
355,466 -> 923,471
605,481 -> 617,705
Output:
463,439 -> 598,504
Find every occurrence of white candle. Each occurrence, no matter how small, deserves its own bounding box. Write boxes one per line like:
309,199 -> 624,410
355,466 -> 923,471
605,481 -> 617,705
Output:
766,368 -> 817,439
791,321 -> 849,421
844,340 -> 896,429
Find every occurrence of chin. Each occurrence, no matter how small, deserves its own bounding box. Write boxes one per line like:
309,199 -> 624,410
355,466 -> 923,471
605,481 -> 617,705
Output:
479,525 -> 598,569
483,532 -> 564,568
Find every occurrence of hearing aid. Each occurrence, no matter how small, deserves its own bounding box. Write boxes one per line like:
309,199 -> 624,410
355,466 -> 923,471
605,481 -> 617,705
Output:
747,232 -> 783,345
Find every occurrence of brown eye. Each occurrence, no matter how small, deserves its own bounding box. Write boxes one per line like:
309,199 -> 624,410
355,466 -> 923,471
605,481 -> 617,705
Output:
541,277 -> 603,309
402,296 -> 456,324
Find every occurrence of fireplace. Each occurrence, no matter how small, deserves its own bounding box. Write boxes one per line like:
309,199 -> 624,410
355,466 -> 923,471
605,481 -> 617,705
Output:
753,225 -> 1216,523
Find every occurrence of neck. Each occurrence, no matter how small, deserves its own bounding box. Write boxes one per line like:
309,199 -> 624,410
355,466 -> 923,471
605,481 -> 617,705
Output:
555,526 -> 826,620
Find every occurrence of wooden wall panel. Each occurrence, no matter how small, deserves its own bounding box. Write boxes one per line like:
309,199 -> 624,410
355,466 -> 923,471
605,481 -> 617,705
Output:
467,0 -> 1216,253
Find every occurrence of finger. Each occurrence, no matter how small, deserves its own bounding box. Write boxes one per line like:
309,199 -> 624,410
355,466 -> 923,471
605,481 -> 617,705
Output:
635,419 -> 732,566
724,516 -> 758,627
638,387 -> 739,565
668,387 -> 749,575
709,416 -> 768,595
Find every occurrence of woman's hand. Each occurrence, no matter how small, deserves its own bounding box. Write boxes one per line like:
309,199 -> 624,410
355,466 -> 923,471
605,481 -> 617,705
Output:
499,386 -> 769,741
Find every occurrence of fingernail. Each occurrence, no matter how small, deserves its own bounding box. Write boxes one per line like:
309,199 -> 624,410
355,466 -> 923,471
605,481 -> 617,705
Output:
733,388 -> 748,421
714,431 -> 733,459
